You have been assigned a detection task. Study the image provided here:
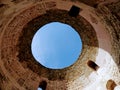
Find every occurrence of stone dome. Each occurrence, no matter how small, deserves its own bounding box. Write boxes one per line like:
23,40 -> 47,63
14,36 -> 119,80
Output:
0,0 -> 120,90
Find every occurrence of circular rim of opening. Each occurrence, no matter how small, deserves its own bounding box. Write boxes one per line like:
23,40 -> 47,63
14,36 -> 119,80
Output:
31,22 -> 83,69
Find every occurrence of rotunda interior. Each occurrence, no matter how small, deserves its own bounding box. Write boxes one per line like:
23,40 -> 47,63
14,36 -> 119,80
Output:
0,0 -> 120,90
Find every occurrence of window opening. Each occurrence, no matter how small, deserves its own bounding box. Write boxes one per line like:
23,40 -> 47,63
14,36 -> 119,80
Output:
68,5 -> 81,17
87,60 -> 99,71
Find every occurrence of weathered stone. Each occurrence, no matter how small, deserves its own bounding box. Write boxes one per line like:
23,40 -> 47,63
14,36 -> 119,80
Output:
0,0 -> 120,90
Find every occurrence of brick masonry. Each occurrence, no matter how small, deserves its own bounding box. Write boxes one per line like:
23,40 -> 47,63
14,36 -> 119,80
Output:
0,0 -> 120,90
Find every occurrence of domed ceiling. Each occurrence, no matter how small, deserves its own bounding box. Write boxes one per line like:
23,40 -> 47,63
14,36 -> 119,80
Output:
0,0 -> 120,90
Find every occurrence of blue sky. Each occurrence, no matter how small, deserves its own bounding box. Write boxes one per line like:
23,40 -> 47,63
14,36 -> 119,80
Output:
31,22 -> 82,69
38,88 -> 42,90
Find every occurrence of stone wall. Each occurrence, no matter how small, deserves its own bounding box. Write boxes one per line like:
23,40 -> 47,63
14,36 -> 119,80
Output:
0,0 -> 120,90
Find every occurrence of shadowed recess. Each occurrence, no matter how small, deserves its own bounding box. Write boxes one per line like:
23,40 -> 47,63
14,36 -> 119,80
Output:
68,5 -> 81,17
38,81 -> 47,90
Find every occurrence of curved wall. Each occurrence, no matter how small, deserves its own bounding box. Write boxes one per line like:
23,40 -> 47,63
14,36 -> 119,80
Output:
0,0 -> 120,90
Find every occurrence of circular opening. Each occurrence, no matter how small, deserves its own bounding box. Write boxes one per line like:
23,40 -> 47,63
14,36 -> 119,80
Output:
31,22 -> 82,69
